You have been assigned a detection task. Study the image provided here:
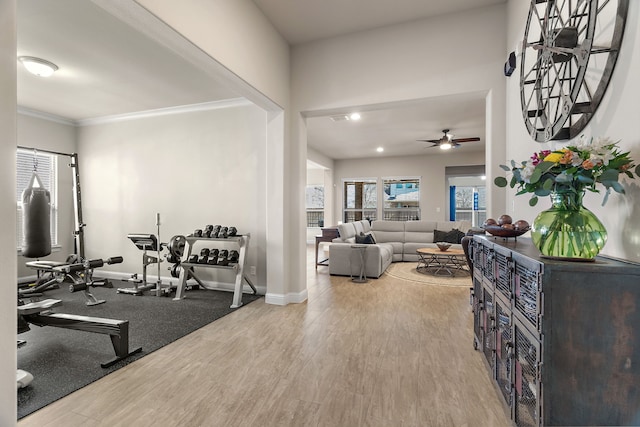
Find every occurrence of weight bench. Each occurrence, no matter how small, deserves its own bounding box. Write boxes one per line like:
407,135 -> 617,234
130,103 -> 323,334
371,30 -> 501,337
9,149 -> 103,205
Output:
18,298 -> 142,368
24,256 -> 123,306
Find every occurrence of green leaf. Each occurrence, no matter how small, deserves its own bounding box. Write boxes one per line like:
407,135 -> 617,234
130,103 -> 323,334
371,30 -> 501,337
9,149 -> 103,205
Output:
636,164 -> 640,177
494,176 -> 508,187
555,172 -> 572,183
576,174 -> 594,185
499,164 -> 510,171
535,190 -> 551,198
529,168 -> 542,184
529,196 -> 538,207
609,180 -> 625,194
599,169 -> 619,182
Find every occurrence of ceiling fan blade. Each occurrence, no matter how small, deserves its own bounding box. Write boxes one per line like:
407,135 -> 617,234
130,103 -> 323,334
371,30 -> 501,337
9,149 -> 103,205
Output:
451,137 -> 480,143
417,139 -> 440,143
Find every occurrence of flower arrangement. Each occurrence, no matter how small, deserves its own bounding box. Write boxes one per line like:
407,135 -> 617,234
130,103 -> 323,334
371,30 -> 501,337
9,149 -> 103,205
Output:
494,136 -> 640,206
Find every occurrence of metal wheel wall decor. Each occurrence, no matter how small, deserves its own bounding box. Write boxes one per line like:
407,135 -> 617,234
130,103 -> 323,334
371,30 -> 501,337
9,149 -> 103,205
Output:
520,0 -> 628,142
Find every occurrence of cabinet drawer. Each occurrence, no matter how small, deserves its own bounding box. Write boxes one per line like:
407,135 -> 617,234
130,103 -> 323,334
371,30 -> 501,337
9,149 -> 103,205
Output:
495,297 -> 512,408
513,322 -> 541,427
494,249 -> 511,300
513,256 -> 543,333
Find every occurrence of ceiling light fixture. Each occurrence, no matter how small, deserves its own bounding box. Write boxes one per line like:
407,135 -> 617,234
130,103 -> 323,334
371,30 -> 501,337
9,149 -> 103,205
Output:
349,113 -> 361,121
376,147 -> 384,153
439,141 -> 452,150
18,56 -> 58,77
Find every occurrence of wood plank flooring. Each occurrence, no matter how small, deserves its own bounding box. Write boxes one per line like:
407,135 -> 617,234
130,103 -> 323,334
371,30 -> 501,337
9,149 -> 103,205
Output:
18,246 -> 511,427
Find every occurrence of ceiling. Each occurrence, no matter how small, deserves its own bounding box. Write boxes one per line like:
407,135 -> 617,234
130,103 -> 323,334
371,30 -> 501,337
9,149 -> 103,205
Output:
17,0 -> 240,121
252,0 -> 506,45
17,0 -> 497,160
306,94 -> 487,160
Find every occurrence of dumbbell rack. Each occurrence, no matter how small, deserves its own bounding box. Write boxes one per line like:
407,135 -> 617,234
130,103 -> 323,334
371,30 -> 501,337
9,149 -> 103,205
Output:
173,233 -> 256,308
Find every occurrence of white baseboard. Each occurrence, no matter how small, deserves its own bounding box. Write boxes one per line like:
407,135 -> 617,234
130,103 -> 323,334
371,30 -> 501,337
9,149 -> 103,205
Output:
265,288 -> 308,305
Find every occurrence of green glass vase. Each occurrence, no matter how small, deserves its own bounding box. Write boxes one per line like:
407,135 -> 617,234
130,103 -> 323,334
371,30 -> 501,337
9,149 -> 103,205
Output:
531,190 -> 607,261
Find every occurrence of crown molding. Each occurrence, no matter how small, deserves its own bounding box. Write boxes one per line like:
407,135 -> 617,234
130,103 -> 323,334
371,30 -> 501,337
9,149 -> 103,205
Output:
17,107 -> 76,126
75,98 -> 252,127
18,98 -> 252,127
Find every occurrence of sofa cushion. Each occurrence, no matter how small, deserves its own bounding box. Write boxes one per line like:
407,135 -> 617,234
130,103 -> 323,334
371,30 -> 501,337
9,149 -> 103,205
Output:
337,223 -> 356,241
434,229 -> 466,244
404,221 -> 437,244
371,220 -> 405,243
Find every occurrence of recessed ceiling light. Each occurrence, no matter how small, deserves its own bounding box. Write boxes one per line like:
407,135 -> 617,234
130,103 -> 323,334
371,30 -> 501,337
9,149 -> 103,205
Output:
349,113 -> 361,121
18,56 -> 58,77
376,147 -> 384,152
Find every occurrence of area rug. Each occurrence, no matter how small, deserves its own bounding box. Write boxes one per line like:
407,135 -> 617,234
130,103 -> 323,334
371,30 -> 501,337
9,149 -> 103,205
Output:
384,261 -> 471,286
17,281 -> 260,419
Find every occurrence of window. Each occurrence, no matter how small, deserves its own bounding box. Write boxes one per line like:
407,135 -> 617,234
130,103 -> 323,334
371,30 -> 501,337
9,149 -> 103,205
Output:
343,179 -> 377,222
306,185 -> 324,227
383,178 -> 420,221
453,185 -> 486,226
17,149 -> 58,249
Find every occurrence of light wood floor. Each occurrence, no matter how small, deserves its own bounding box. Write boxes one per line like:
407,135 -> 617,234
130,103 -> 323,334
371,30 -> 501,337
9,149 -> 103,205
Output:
18,246 -> 511,427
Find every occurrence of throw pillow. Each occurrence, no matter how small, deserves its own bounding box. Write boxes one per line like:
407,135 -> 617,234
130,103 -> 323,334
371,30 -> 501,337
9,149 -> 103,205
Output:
355,231 -> 376,244
434,229 -> 466,244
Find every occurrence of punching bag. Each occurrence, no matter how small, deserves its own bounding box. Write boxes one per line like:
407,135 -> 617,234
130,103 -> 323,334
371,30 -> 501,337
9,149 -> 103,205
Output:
21,172 -> 52,258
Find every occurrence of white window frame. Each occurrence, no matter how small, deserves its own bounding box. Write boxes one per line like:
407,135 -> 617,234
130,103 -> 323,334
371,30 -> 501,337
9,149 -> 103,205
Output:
382,176 -> 421,221
16,149 -> 58,252
342,178 -> 377,223
305,184 -> 325,227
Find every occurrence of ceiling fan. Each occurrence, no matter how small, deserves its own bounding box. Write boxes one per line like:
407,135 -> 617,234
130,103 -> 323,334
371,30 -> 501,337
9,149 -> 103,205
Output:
418,129 -> 480,150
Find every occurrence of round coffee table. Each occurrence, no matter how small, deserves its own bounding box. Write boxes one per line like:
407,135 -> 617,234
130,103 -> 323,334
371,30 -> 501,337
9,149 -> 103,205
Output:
416,247 -> 469,277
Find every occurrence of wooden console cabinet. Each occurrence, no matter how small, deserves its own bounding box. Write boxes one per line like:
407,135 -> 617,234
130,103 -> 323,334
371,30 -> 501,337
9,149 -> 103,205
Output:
470,235 -> 640,426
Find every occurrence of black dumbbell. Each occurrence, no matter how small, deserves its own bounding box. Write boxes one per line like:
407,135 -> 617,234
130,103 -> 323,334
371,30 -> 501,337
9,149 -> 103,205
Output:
188,254 -> 199,263
217,227 -> 228,238
212,225 -> 221,237
227,227 -> 237,236
227,250 -> 239,263
207,249 -> 220,265
218,249 -> 229,266
198,248 -> 211,263
203,225 -> 214,238
193,229 -> 203,237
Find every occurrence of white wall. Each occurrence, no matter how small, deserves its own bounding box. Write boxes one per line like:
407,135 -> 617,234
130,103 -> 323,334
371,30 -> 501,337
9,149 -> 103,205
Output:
132,0 -> 298,304
334,151 -> 485,222
0,0 -> 17,422
16,114 -> 77,278
292,3 -> 508,280
76,103 -> 268,290
135,0 -> 289,108
505,0 -> 640,262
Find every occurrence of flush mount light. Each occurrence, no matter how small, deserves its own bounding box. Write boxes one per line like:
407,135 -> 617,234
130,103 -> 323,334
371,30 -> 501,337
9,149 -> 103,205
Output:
349,113 -> 361,121
18,56 -> 58,77
376,147 -> 384,153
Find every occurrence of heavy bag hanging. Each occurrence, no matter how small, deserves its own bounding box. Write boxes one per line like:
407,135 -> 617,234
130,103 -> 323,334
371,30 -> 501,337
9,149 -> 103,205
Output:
22,172 -> 52,258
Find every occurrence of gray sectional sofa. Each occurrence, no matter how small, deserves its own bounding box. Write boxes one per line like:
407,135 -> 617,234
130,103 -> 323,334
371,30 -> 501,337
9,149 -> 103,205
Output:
328,219 -> 472,278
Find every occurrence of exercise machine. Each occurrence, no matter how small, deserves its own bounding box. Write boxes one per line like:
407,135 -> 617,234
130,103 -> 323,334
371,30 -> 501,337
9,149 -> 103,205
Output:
117,234 -> 168,296
18,297 -> 142,368
23,256 -> 123,306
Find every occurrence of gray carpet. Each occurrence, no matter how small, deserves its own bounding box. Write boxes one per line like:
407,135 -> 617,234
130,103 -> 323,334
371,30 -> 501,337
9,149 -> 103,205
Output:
17,281 -> 260,419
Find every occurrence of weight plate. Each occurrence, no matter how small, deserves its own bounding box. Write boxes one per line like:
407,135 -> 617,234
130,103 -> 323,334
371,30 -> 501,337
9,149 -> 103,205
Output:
168,235 -> 186,258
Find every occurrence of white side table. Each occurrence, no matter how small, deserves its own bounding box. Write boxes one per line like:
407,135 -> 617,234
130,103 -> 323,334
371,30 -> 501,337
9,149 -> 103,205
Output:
350,244 -> 368,283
